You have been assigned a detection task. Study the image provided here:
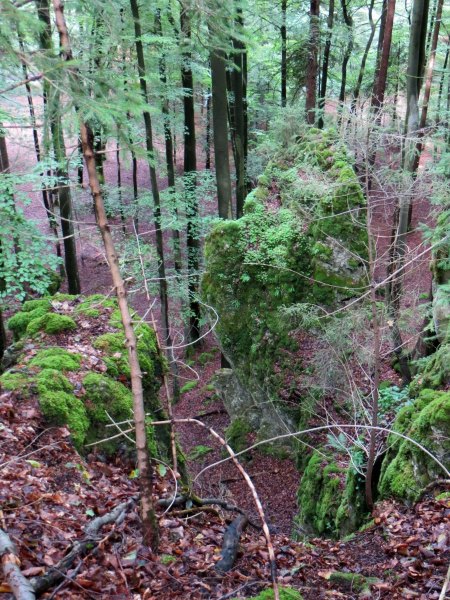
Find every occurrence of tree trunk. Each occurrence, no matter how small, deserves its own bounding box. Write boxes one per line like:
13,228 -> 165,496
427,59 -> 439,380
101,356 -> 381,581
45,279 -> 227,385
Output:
35,0 -> 80,295
155,8 -> 182,275
210,49 -> 233,219
371,0 -> 396,115
339,0 -> 353,106
350,0 -> 376,113
52,0 -> 158,550
130,0 -> 171,345
281,0 -> 287,107
206,90 -> 211,170
305,0 -> 320,124
413,0 -> 444,168
318,0 -> 334,129
435,44 -> 449,124
180,6 -> 201,345
232,6 -> 247,217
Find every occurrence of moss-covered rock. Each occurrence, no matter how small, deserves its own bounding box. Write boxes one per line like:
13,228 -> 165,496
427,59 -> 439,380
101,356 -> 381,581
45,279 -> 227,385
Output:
26,313 -> 77,336
29,347 -> 81,371
39,390 -> 89,448
0,370 -> 34,396
36,369 -> 73,395
7,306 -> 50,339
225,417 -> 252,454
328,572 -> 380,594
93,323 -> 163,399
295,451 -> 367,537
82,373 -> 133,424
378,389 -> 450,502
203,129 -> 367,446
75,294 -> 117,318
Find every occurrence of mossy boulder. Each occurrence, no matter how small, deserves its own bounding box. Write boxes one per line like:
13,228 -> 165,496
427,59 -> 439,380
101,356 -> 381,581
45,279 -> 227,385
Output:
39,391 -> 89,448
7,305 -> 50,340
26,313 -> 77,336
203,129 -> 367,445
0,370 -> 34,396
36,369 -> 73,395
82,373 -> 133,424
378,388 -> 450,502
225,417 -> 252,454
29,347 -> 81,371
75,294 -> 117,318
295,451 -> 367,537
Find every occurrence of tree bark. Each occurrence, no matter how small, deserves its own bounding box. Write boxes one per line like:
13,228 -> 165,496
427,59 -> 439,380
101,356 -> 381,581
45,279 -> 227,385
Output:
339,0 -> 353,106
210,49 -> 233,219
371,0 -> 396,115
51,0 -> 158,549
281,0 -> 287,107
35,0 -> 80,295
435,43 -> 449,123
350,0 -> 376,112
180,5 -> 201,345
129,0 -> 171,346
318,0 -> 334,128
232,6 -> 247,217
305,0 -> 320,124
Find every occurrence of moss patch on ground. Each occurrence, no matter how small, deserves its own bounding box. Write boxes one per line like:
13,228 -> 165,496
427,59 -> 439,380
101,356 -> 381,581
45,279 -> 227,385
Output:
75,294 -> 117,318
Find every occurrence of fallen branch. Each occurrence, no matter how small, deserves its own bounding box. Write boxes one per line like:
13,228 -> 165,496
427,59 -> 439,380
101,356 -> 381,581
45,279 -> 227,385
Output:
215,514 -> 248,573
0,529 -> 35,600
30,497 -> 136,596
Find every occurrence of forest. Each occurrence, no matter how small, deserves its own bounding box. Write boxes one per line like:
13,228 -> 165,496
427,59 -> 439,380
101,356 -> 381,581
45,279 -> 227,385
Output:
0,0 -> 449,598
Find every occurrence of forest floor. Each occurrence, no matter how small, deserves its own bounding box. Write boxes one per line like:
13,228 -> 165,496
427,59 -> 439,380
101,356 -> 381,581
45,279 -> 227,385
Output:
2,104 -> 449,598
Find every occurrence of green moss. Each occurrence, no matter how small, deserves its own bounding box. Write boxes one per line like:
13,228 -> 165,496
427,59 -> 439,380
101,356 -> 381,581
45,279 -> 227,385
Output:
51,293 -> 77,302
26,313 -> 77,336
197,351 -> 216,366
379,389 -> 450,501
29,347 -> 81,371
75,294 -> 117,318
160,554 -> 177,565
82,373 -> 133,424
93,324 -> 162,394
225,418 -> 252,453
188,445 -> 213,460
329,572 -> 379,593
180,380 -> 199,394
22,299 -> 52,313
39,390 -> 89,448
0,371 -> 33,395
411,343 -> 450,393
7,306 -> 50,339
36,369 -> 73,395
236,587 -> 303,600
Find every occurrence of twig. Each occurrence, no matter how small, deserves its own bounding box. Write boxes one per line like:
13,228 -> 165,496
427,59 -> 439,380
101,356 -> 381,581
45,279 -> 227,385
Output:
439,562 -> 450,600
0,529 -> 35,600
30,497 -> 137,595
215,514 -> 248,573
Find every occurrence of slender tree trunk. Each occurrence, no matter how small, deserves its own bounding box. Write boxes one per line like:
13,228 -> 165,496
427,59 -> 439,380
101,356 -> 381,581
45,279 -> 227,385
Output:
130,0 -> 171,345
116,136 -> 126,234
413,0 -> 444,168
350,0 -> 376,112
232,7 -> 247,217
435,44 -> 449,123
52,0 -> 158,549
305,0 -> 320,124
17,31 -> 62,264
339,0 -> 353,106
281,0 -> 287,107
318,0 -> 334,129
205,90 -> 211,170
210,49 -> 233,219
35,0 -> 80,295
180,6 -> 201,345
0,135 -> 8,360
371,0 -> 396,115
155,9 -> 182,275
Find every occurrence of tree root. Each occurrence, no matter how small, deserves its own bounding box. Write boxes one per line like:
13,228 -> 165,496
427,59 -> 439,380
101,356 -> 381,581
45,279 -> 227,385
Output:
215,514 -> 248,573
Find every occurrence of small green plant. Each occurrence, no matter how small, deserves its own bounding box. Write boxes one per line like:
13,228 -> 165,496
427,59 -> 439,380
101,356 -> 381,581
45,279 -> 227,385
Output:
180,380 -> 199,394
378,385 -> 410,415
188,445 -> 213,461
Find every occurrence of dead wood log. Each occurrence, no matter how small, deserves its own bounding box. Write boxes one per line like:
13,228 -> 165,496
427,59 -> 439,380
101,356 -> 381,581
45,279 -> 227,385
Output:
30,497 -> 136,596
215,514 -> 248,573
0,529 -> 36,600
